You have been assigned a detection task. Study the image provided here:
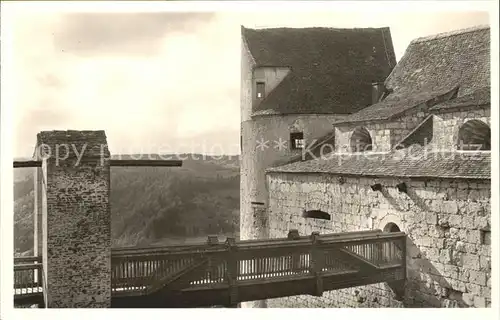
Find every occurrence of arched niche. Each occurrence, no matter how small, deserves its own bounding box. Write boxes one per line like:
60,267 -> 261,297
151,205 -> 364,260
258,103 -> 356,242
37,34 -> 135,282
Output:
350,126 -> 373,152
457,119 -> 491,151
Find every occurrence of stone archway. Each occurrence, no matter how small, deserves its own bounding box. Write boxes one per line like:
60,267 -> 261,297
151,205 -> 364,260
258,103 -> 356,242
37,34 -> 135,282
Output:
384,222 -> 401,233
375,213 -> 404,232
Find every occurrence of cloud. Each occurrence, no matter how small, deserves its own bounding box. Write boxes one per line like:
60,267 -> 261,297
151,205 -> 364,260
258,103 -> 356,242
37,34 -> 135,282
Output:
53,12 -> 216,56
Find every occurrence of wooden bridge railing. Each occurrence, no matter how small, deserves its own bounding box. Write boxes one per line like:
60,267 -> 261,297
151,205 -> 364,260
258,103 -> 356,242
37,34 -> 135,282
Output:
14,256 -> 43,297
110,229 -> 406,296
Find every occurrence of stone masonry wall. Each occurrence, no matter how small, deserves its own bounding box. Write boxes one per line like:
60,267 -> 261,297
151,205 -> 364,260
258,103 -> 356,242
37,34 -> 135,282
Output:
433,107 -> 490,150
335,106 -> 429,153
265,172 -> 491,308
37,130 -> 111,308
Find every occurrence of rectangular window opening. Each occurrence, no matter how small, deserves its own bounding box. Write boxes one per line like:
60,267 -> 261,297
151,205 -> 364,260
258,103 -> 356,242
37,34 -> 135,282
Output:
290,132 -> 305,150
256,82 -> 265,99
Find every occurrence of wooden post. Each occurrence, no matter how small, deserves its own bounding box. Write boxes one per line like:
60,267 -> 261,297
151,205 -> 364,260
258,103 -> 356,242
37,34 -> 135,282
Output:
387,235 -> 406,301
288,229 -> 301,273
310,231 -> 323,297
225,237 -> 239,307
207,236 -> 219,283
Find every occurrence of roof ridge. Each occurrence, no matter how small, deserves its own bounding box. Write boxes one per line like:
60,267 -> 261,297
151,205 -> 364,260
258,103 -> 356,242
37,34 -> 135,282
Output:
410,25 -> 490,44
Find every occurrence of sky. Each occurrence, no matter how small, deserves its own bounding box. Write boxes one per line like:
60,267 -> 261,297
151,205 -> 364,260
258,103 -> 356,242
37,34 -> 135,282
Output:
5,8 -> 490,157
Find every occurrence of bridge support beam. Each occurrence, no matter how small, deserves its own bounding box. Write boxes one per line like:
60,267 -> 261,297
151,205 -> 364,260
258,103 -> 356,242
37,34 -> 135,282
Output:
36,130 -> 111,308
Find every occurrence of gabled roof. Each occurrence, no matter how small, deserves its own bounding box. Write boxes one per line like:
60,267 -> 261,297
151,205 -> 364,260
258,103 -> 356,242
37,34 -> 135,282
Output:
267,145 -> 490,180
335,25 -> 490,124
242,26 -> 396,115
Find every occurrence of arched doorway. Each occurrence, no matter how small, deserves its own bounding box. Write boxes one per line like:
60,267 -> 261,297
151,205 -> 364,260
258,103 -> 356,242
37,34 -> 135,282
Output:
384,222 -> 401,233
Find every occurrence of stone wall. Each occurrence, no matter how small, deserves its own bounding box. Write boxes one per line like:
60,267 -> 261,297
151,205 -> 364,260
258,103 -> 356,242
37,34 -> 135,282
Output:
36,130 -> 111,308
265,172 -> 491,308
335,106 -> 429,153
433,107 -> 490,150
241,34 -> 256,123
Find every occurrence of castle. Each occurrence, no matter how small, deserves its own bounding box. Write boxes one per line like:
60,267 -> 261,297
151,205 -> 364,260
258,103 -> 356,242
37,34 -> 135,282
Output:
240,25 -> 491,307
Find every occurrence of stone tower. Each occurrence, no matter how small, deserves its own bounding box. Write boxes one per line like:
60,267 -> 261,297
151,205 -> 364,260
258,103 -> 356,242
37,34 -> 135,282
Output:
35,130 -> 111,308
239,26 -> 397,240
239,26 -> 397,307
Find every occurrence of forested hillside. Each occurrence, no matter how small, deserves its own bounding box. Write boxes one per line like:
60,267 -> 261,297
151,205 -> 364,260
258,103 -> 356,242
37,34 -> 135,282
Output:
13,154 -> 240,255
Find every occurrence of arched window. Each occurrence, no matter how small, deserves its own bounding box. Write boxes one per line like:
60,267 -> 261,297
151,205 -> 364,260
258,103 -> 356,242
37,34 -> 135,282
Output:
350,127 -> 373,152
302,210 -> 331,220
457,119 -> 491,151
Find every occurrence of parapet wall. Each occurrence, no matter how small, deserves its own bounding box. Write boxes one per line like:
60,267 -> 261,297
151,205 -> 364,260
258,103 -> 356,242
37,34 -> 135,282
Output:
265,172 -> 491,308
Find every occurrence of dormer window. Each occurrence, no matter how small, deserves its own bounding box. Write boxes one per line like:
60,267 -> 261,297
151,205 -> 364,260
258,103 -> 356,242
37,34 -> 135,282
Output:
256,82 -> 265,99
290,132 -> 304,149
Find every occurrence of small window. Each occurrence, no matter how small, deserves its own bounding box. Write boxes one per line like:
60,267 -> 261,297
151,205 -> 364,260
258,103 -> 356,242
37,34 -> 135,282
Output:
256,82 -> 265,99
290,132 -> 304,150
302,210 -> 331,220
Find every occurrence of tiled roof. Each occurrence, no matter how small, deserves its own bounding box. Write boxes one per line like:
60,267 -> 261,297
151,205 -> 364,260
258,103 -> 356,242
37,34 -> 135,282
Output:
267,145 -> 490,180
334,25 -> 490,124
386,25 -> 490,96
242,26 -> 396,115
334,85 -> 457,124
430,87 -> 490,111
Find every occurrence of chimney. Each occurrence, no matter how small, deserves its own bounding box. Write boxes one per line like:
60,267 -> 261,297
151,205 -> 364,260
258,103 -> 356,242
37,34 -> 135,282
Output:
371,82 -> 386,104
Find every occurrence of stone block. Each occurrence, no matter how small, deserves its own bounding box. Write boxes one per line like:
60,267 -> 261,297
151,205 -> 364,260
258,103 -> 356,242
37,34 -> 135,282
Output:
465,202 -> 484,215
448,215 -> 462,227
466,283 -> 482,296
473,296 -> 486,308
425,212 -> 438,225
439,249 -> 453,264
461,216 -> 475,229
467,230 -> 482,244
474,216 -> 490,230
461,254 -> 480,270
468,271 -> 487,286
461,293 -> 475,306
441,201 -> 459,214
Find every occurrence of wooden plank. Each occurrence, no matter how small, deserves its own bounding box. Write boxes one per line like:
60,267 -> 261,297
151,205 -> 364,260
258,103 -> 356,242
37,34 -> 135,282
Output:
14,256 -> 42,264
13,161 -> 42,168
110,159 -> 182,167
